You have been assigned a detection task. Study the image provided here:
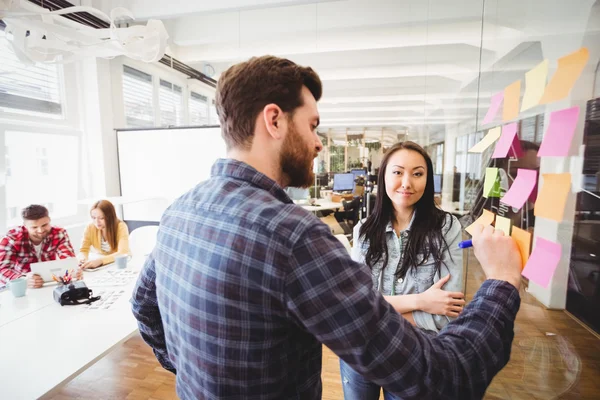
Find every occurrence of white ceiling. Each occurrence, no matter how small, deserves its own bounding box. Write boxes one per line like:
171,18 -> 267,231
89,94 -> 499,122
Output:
93,0 -> 599,143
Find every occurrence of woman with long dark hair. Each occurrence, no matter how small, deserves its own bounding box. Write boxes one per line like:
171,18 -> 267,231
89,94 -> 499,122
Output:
340,141 -> 465,400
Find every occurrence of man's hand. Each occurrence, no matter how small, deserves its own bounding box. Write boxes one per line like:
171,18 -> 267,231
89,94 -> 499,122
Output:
471,224 -> 522,290
27,273 -> 44,288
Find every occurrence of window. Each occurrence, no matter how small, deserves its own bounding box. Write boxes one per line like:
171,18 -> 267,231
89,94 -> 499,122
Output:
8,207 -> 17,219
189,91 -> 209,125
209,99 -> 219,125
159,79 -> 183,126
123,65 -> 154,128
0,31 -> 63,118
5,131 -> 78,227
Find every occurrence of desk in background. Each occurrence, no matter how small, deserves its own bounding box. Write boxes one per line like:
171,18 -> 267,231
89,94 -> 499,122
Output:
0,258 -> 144,400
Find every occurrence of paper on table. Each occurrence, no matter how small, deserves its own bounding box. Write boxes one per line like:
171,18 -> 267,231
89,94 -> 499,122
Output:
503,80 -> 521,122
469,127 -> 502,153
482,92 -> 504,125
534,173 -> 571,222
483,168 -> 501,198
540,47 -> 589,104
511,227 -> 532,271
522,237 -> 562,288
501,169 -> 538,210
492,123 -> 523,158
538,106 -> 580,157
495,215 -> 511,236
465,209 -> 496,236
521,60 -> 549,112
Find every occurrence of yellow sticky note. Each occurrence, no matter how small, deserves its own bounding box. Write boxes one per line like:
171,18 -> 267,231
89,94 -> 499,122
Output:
540,47 -> 589,104
465,209 -> 496,236
495,215 -> 511,236
521,60 -> 548,112
511,227 -> 532,271
503,80 -> 521,122
468,127 -> 502,153
534,173 -> 571,222
483,168 -> 501,198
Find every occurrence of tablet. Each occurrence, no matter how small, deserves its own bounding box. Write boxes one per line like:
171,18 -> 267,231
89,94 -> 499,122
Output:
29,258 -> 79,282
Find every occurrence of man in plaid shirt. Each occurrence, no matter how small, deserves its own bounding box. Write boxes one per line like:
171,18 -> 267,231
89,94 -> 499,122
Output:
131,56 -> 523,399
0,204 -> 76,289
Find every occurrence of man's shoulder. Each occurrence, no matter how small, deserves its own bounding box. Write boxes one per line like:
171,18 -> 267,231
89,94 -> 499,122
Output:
49,226 -> 70,238
2,226 -> 26,243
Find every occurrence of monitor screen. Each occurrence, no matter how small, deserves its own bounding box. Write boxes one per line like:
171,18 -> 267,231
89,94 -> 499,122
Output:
351,168 -> 366,178
333,173 -> 355,192
433,174 -> 442,194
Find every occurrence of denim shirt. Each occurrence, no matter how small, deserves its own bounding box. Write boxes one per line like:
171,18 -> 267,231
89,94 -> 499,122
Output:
352,212 -> 463,333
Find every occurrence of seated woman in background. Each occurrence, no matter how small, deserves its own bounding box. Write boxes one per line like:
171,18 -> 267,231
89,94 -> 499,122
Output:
340,141 -> 465,400
79,200 -> 130,269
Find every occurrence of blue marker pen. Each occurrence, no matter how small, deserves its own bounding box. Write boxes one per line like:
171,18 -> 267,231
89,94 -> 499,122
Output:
458,239 -> 473,249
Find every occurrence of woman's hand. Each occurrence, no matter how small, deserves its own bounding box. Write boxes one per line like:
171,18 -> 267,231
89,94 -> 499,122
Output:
81,259 -> 103,270
418,275 -> 465,317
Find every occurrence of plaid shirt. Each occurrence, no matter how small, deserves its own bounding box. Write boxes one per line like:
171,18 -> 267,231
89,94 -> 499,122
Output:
0,226 -> 76,288
131,159 -> 521,400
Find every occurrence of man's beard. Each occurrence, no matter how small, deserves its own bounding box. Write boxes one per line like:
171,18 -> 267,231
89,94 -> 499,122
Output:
280,121 -> 315,188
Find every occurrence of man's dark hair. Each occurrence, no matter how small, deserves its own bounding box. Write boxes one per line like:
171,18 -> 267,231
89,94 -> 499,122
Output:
215,55 -> 322,150
22,204 -> 49,221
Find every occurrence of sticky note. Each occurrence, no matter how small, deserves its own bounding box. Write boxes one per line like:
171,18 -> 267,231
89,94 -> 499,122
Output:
522,237 -> 562,288
511,227 -> 532,270
483,168 -> 501,198
482,92 -> 504,125
495,215 -> 511,236
492,123 -> 523,159
501,169 -> 538,210
521,60 -> 549,112
465,209 -> 495,236
538,106 -> 580,157
534,173 -> 571,222
503,80 -> 521,122
469,127 -> 502,153
540,47 -> 589,104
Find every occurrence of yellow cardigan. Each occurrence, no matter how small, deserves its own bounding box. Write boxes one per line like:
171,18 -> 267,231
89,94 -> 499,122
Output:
79,221 -> 130,265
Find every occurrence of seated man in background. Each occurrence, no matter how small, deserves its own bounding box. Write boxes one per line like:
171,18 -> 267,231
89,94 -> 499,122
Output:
0,204 -> 76,289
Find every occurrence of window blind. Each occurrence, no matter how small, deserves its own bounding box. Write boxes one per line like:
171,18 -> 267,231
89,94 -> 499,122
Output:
189,91 -> 209,125
123,65 -> 154,128
209,99 -> 219,125
159,79 -> 183,127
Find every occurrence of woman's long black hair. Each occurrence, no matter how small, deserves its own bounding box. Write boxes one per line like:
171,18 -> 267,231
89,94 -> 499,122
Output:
359,141 -> 454,278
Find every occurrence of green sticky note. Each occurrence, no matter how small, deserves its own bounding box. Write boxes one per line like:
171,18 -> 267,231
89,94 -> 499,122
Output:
484,168 -> 501,198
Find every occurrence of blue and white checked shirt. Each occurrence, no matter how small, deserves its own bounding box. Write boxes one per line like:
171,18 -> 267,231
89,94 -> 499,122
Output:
131,159 -> 521,400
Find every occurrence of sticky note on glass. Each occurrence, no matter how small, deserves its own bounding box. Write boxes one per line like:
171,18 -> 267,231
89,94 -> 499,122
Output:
521,60 -> 548,112
540,47 -> 589,104
465,209 -> 496,236
534,173 -> 571,222
495,215 -> 511,236
501,169 -> 537,210
469,127 -> 502,153
538,106 -> 580,157
492,123 -> 522,159
482,92 -> 504,125
511,227 -> 532,271
522,237 -> 562,288
503,80 -> 521,122
483,168 -> 501,198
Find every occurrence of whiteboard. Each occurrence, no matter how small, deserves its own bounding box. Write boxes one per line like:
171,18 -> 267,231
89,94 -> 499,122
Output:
117,126 -> 226,221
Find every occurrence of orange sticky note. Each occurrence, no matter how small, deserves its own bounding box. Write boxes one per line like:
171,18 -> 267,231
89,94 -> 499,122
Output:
503,80 -> 521,122
534,173 -> 571,222
511,227 -> 531,271
539,47 -> 589,104
466,209 -> 496,236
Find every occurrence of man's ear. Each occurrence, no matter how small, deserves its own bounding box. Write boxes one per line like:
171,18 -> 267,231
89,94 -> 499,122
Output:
263,104 -> 286,140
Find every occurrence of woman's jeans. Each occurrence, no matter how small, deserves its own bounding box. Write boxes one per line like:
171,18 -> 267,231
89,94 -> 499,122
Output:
339,359 -> 402,400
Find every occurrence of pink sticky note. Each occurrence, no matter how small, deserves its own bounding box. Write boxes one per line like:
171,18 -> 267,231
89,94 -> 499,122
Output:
500,169 -> 538,209
538,106 -> 580,157
492,123 -> 523,158
482,92 -> 504,125
522,238 -> 562,288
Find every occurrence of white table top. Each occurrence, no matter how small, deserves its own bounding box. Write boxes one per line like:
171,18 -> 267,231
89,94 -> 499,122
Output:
0,258 -> 145,400
301,201 -> 344,212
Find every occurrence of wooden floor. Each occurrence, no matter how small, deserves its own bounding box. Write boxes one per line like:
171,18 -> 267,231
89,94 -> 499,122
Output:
47,251 -> 600,400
